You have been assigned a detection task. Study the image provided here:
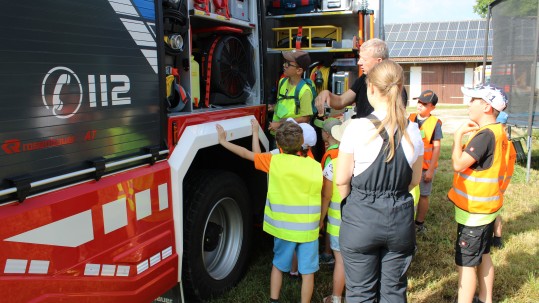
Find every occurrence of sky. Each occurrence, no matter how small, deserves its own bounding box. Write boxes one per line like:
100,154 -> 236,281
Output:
383,0 -> 482,24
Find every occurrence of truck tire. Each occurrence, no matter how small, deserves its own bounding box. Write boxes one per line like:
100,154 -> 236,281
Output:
182,170 -> 252,301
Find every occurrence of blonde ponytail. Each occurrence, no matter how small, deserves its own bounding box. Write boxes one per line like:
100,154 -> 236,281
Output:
366,60 -> 412,162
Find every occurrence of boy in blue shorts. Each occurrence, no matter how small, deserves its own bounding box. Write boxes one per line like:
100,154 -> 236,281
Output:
217,121 -> 323,303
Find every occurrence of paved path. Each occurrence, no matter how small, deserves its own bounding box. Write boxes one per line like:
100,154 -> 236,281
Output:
432,108 -> 469,134
409,107 -> 469,134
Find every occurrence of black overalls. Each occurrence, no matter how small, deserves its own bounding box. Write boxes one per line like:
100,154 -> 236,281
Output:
339,116 -> 416,303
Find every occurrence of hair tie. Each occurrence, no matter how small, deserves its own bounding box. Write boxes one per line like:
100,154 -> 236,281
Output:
386,81 -> 398,91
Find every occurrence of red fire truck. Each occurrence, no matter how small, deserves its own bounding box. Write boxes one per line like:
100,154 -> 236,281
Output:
0,0 -> 269,302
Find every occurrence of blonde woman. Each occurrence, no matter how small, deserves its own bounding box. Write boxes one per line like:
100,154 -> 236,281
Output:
335,60 -> 423,303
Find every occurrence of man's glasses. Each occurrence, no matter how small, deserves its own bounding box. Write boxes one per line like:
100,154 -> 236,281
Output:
283,61 -> 299,68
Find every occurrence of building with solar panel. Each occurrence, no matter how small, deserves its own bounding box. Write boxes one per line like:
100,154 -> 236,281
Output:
385,20 -> 492,105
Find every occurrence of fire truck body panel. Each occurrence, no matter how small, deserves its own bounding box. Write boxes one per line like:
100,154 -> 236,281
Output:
0,162 -> 178,302
0,108 -> 269,302
168,111 -> 268,282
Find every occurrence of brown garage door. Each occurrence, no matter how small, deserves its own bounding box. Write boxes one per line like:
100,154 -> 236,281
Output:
422,63 -> 465,104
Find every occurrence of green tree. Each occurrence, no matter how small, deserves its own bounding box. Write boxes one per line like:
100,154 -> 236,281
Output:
473,0 -> 494,17
474,0 -> 538,18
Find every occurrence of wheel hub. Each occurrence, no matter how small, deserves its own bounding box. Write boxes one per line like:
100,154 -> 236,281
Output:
204,221 -> 223,252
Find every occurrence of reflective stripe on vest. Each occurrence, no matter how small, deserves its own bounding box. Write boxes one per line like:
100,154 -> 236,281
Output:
265,200 -> 321,214
264,153 -> 323,243
326,158 -> 342,237
448,123 -> 511,214
273,77 -> 311,121
409,113 -> 441,170
264,213 -> 319,231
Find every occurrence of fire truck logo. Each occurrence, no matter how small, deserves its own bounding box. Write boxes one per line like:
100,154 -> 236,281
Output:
41,66 -> 83,119
2,139 -> 21,154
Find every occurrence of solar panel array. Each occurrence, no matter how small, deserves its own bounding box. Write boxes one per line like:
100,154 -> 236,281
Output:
385,20 -> 493,58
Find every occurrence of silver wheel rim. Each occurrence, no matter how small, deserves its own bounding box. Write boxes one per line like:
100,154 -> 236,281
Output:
202,197 -> 243,280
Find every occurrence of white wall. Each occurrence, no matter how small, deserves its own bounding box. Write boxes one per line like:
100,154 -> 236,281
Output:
464,67 -> 474,88
409,66 -> 422,106
463,67 -> 475,106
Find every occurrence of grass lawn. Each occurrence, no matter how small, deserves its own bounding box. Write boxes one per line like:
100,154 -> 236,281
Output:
208,132 -> 539,303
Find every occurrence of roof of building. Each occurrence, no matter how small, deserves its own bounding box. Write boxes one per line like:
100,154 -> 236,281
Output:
385,20 -> 493,61
392,56 -> 492,64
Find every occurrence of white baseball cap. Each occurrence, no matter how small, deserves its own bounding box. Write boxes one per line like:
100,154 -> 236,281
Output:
286,118 -> 317,149
330,119 -> 353,142
461,85 -> 508,112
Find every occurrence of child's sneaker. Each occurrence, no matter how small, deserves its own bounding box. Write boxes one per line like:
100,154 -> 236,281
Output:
319,252 -> 335,265
492,236 -> 504,249
415,224 -> 427,235
473,296 -> 485,303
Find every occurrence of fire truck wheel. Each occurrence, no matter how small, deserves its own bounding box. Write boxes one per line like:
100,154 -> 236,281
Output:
182,170 -> 252,300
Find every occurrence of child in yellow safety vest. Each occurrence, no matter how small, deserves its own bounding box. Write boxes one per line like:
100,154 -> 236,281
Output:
217,120 -> 322,303
268,51 -> 313,136
409,90 -> 443,234
314,117 -> 341,267
252,117 -> 317,279
314,117 -> 347,303
448,85 -> 516,303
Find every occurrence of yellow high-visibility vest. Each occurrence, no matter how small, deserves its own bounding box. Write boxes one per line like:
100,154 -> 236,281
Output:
264,154 -> 322,243
326,158 -> 342,237
448,124 -> 513,214
409,113 -> 441,170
